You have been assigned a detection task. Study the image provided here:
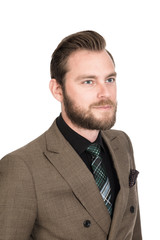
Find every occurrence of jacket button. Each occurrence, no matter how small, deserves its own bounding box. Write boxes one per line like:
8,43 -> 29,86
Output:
130,206 -> 135,213
83,220 -> 91,228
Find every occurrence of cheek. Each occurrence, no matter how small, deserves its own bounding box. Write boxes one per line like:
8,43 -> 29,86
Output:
81,94 -> 96,107
66,85 -> 81,98
111,87 -> 117,100
74,90 -> 93,102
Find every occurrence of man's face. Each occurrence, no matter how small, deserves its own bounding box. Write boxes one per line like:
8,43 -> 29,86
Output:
61,49 -> 117,130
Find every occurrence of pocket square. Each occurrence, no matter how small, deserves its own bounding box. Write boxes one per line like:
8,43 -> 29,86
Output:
129,169 -> 139,188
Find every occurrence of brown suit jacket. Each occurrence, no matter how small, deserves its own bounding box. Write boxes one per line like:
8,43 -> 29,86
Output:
0,121 -> 142,240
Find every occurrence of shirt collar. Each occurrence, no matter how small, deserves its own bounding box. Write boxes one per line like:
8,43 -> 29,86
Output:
56,114 -> 104,155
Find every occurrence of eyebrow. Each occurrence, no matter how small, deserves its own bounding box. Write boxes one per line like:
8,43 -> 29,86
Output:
75,72 -> 117,81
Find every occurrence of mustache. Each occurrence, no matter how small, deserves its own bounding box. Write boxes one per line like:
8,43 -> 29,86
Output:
90,99 -> 116,108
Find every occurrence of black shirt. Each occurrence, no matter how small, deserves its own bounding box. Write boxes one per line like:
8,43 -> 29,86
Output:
56,114 -> 120,216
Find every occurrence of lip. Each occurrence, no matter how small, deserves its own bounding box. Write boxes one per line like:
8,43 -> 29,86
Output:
92,105 -> 112,109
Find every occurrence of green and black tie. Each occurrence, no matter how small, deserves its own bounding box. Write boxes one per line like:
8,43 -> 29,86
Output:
87,143 -> 112,216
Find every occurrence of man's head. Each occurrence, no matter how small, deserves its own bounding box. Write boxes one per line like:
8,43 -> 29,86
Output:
50,30 -> 117,131
50,30 -> 115,88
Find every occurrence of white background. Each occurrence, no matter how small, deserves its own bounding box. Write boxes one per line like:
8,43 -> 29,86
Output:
0,0 -> 159,238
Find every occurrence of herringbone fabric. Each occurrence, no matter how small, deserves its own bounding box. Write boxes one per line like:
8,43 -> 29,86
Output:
87,143 -> 112,215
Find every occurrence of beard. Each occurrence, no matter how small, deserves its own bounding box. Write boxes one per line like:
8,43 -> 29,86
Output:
62,89 -> 117,130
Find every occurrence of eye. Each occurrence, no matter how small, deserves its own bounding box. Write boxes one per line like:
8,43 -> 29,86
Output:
83,80 -> 93,85
106,78 -> 115,83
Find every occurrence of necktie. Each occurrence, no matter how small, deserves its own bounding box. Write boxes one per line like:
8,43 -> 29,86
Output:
86,143 -> 112,216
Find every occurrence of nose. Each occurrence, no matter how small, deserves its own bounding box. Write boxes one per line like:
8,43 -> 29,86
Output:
97,82 -> 111,99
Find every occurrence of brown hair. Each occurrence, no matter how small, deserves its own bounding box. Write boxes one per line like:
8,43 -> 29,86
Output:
50,30 -> 115,86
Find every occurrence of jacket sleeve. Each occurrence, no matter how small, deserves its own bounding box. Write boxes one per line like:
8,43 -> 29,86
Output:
0,154 -> 37,240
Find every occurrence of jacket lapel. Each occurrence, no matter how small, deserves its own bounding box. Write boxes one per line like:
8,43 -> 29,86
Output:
44,121 -> 111,235
101,131 -> 130,240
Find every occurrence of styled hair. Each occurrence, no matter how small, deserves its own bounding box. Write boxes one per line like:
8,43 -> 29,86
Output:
50,30 -> 115,86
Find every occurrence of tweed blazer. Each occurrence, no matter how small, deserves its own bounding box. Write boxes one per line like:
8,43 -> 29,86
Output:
0,121 -> 142,240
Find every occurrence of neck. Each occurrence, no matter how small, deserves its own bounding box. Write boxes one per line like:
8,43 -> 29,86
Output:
61,112 -> 99,142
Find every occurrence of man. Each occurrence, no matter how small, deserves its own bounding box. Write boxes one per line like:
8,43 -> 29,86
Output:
0,30 -> 142,240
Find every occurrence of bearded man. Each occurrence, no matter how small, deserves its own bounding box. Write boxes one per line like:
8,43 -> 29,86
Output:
0,30 -> 142,240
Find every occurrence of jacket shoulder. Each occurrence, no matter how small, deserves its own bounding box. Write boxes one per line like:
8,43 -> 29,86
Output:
0,131 -> 46,164
102,129 -> 130,141
0,120 -> 61,165
102,129 -> 134,156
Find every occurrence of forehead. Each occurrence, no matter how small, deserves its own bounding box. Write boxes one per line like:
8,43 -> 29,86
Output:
66,50 -> 115,77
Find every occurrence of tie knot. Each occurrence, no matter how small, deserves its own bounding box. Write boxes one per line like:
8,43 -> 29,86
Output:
86,143 -> 101,158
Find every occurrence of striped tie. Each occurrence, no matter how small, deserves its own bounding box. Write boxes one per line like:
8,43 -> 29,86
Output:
87,143 -> 112,216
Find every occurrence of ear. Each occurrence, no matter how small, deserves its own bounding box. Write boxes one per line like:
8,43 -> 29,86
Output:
49,79 -> 63,102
